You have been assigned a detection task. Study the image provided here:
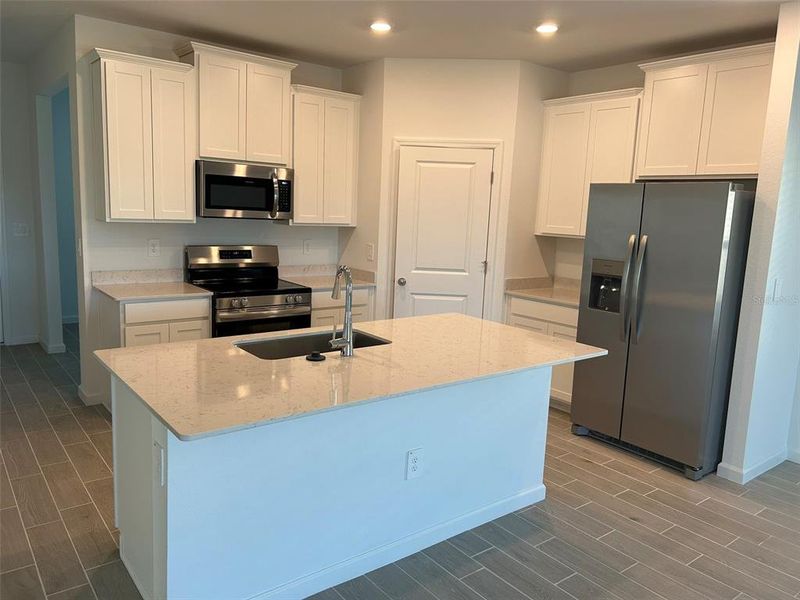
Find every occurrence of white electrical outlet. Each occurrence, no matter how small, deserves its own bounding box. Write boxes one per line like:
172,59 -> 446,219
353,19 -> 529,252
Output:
406,448 -> 424,480
12,223 -> 30,237
147,239 -> 161,258
366,243 -> 375,262
303,240 -> 312,255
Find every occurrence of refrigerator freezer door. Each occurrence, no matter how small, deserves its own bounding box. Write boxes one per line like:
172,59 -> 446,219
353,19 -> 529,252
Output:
572,184 -> 644,438
620,182 -> 735,468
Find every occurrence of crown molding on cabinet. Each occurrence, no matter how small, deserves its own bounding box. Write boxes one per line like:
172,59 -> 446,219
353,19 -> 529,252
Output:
88,48 -> 193,72
291,84 -> 361,101
175,41 -> 297,71
543,87 -> 643,107
638,41 -> 775,71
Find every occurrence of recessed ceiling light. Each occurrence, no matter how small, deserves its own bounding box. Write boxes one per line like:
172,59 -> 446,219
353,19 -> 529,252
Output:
370,21 -> 392,33
536,22 -> 559,34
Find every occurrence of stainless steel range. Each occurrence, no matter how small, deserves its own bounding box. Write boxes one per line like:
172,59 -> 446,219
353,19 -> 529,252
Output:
185,245 -> 311,337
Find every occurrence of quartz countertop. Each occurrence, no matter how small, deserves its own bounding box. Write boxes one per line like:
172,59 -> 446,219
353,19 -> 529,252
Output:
506,287 -> 580,308
95,314 -> 605,441
93,282 -> 212,302
283,274 -> 375,291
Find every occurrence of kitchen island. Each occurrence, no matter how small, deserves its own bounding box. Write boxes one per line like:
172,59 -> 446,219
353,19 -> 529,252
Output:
95,314 -> 605,600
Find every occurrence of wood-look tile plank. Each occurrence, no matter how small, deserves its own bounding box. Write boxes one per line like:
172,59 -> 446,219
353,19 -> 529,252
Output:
471,520 -> 574,583
647,489 -> 769,543
47,583 -> 97,600
335,575 -> 392,600
558,452 -> 656,495
473,547 -> 575,600
651,467 -> 766,514
702,497 -> 800,546
491,512 -> 553,547
60,504 -> 118,570
604,461 -> 710,504
0,507 -> 34,572
766,461 -> 800,484
40,463 -> 90,510
0,385 -> 13,414
25,521 -> 86,594
757,473 -> 800,496
543,465 -> 576,487
4,383 -> 37,408
87,433 -> 111,471
307,589 -> 345,600
536,495 -> 612,538
689,554 -> 796,600
1,439 -> 40,479
0,463 -> 15,509
367,562 -> 438,600
547,433 -> 616,466
743,487 -> 799,519
447,530 -> 491,558
84,479 -> 113,531
63,444 -> 110,483
48,416 -> 87,446
70,408 -> 109,436
461,567 -> 529,600
664,526 -> 800,595
546,443 -> 568,458
728,537 -> 800,579
396,551 -> 484,600
31,387 -> 70,419
557,572 -> 620,600
1,411 -> 27,441
85,560 -> 141,600
622,562 -> 708,600
757,507 -> 800,533
422,541 -> 482,579
0,565 -> 45,599
10,475 -> 60,528
565,480 -> 673,534
26,430 -> 67,467
598,529 -> 738,600
546,483 -> 589,509
55,386 -> 83,410
15,404 -> 51,434
760,535 -> 800,564
545,456 -> 627,496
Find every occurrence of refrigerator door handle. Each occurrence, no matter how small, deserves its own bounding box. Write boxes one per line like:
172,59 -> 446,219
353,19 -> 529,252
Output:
630,234 -> 648,344
620,234 -> 637,342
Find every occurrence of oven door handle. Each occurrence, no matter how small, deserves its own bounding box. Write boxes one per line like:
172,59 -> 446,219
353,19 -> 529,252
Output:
216,306 -> 311,322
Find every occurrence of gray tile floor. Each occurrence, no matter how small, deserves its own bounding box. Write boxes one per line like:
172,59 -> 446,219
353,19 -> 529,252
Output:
2,331 -> 799,599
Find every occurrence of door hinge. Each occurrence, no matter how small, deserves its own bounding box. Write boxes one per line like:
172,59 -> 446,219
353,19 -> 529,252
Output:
481,260 -> 488,273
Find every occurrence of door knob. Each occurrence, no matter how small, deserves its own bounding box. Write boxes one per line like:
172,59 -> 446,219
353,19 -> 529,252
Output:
397,277 -> 407,286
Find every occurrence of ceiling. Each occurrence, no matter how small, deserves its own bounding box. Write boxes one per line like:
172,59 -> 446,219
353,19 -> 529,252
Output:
0,1 -> 780,72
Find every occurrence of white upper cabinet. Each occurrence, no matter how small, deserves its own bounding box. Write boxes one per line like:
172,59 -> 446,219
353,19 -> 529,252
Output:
291,85 -> 359,226
535,89 -> 640,238
90,49 -> 195,222
636,43 -> 774,178
178,42 -> 295,165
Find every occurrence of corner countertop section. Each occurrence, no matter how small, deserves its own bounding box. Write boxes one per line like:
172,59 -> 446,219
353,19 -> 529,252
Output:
95,314 -> 605,441
506,287 -> 580,308
93,282 -> 212,302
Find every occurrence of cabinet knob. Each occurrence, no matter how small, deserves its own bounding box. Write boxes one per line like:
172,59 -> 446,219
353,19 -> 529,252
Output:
397,277 -> 407,286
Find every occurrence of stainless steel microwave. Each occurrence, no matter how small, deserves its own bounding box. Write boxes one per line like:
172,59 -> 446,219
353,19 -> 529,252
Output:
196,160 -> 293,220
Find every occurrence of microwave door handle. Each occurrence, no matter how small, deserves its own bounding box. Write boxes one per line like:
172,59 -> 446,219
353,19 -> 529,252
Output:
271,172 -> 279,220
619,234 -> 637,342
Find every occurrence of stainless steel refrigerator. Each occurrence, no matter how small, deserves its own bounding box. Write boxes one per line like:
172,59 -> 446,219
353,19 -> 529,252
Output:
571,181 -> 754,479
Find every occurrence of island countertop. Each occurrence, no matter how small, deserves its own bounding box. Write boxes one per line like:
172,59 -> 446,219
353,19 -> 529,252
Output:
95,314 -> 605,441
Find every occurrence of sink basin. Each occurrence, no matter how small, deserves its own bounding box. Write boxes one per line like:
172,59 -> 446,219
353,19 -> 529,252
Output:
236,330 -> 391,360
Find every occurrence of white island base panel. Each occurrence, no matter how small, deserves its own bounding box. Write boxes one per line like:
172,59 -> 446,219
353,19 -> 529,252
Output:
112,368 -> 552,600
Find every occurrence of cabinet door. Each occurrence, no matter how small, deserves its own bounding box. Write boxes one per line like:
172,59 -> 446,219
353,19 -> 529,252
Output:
696,52 -> 773,175
246,63 -> 291,164
581,96 -> 639,235
104,60 -> 154,220
636,64 -> 708,177
549,324 -> 577,403
292,92 -> 325,223
311,307 -> 340,328
124,323 -> 170,347
350,304 -> 371,323
535,103 -> 591,236
151,67 -> 195,221
169,320 -> 209,342
198,52 -> 246,160
322,97 -> 357,224
507,313 -> 549,334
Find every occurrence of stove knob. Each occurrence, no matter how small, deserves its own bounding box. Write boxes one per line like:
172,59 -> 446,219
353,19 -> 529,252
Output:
231,298 -> 241,309
285,295 -> 294,304
240,297 -> 249,307
294,295 -> 304,303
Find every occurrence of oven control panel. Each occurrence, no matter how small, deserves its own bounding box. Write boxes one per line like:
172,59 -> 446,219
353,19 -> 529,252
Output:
216,293 -> 311,310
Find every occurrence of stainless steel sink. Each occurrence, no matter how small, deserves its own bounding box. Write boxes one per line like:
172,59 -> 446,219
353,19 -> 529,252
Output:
236,330 -> 391,360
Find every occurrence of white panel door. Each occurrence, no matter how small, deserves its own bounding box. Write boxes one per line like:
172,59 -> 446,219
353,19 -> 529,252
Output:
198,53 -> 246,160
151,67 -> 195,221
535,103 -> 591,236
696,52 -> 773,175
394,146 -> 493,318
246,63 -> 290,164
636,64 -> 708,177
322,97 -> 356,224
104,60 -> 153,220
292,92 -> 325,223
580,96 -> 640,235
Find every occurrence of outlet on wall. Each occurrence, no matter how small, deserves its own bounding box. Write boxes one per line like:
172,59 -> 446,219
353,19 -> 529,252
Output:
406,448 -> 424,480
303,240 -> 312,255
147,239 -> 161,258
366,243 -> 375,262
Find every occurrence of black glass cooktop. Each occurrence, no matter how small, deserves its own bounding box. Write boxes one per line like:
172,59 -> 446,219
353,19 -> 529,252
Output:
194,278 -> 310,298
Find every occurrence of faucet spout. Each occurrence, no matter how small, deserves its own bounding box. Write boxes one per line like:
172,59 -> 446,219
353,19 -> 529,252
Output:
329,266 -> 354,357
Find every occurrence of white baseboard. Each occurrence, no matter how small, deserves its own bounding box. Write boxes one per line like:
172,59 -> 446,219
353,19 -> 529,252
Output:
78,385 -> 107,408
2,335 -> 39,346
40,340 -> 66,354
256,485 -> 547,599
788,448 -> 800,465
718,448 -> 788,484
549,394 -> 571,414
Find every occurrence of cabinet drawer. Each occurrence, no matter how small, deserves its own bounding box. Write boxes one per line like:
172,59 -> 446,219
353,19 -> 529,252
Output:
508,314 -> 549,334
509,297 -> 578,327
124,299 -> 210,324
311,307 -> 339,328
124,323 -> 170,347
169,320 -> 209,342
311,289 -> 369,310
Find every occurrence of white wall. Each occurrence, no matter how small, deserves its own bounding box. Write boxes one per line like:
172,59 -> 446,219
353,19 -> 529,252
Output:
719,1 -> 800,483
553,238 -> 585,282
1,62 -> 41,344
568,61 -> 645,96
790,359 -> 800,463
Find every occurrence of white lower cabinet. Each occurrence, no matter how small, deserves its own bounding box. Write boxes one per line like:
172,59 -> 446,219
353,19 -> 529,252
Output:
310,289 -> 374,329
506,296 -> 579,409
169,320 -> 210,342
124,323 -> 170,347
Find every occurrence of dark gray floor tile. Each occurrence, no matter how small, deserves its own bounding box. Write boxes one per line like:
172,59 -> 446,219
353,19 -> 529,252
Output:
55,386 -> 83,410
545,456 -> 627,496
557,573 -> 620,599
61,504 -> 118,570
760,535 -> 800,563
1,411 -> 27,441
474,547 -> 574,600
558,452 -> 656,495
336,575 -> 391,600
543,465 -> 576,487
728,537 -> 800,579
701,497 -> 800,546
397,552 -> 484,600
31,387 -> 70,419
47,583 -> 97,600
70,408 -> 109,436
26,521 -> 86,594
306,588 -> 345,600
461,567 -> 529,600
85,560 -> 141,600
1,463 -> 15,509
490,513 -> 552,548
565,480 -> 672,534
622,562 -> 708,600
766,461 -> 800,484
16,404 -> 52,434
535,495 -> 612,538
367,562 -> 437,600
689,555 -> 796,600
1,507 -> 35,572
84,479 -> 114,531
5,383 -> 37,407
63,444 -> 110,483
49,415 -> 88,446
447,530 -> 491,558
0,565 -> 45,600
743,488 -> 800,519
544,483 -> 587,509
41,463 -> 90,510
1,439 -> 40,479
26,429 -> 67,467
10,475 -> 60,528
88,432 -> 112,471
423,540 -> 482,579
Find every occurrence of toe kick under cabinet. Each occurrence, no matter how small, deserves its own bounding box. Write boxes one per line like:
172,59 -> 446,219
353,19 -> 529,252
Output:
506,296 -> 578,410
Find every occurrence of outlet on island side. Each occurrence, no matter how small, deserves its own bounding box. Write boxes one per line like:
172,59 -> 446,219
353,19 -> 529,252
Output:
406,448 -> 424,480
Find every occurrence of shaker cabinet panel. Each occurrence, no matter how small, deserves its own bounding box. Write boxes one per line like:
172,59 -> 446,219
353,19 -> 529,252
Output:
197,53 -> 247,160
322,98 -> 357,224
292,93 -> 325,223
246,63 -> 291,164
125,324 -> 170,347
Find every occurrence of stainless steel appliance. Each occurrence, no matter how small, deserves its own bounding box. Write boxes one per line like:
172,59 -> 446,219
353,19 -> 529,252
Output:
571,182 -> 754,479
185,245 -> 311,337
196,160 -> 293,220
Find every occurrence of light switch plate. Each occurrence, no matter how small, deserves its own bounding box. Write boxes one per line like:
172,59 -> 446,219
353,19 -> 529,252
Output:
366,243 -> 375,262
147,239 -> 161,258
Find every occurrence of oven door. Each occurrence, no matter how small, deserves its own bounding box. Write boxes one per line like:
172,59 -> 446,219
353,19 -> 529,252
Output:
197,160 -> 292,220
213,306 -> 311,337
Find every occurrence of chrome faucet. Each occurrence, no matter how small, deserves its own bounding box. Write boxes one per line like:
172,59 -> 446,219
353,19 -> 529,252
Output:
329,265 -> 354,357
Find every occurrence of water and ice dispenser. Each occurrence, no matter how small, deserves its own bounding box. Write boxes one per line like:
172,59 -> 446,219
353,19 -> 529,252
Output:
588,259 -> 624,313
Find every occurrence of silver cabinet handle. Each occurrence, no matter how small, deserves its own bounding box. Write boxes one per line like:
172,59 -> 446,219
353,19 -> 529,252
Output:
630,234 -> 648,344
620,234 -> 637,342
271,172 -> 279,220
397,277 -> 407,286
